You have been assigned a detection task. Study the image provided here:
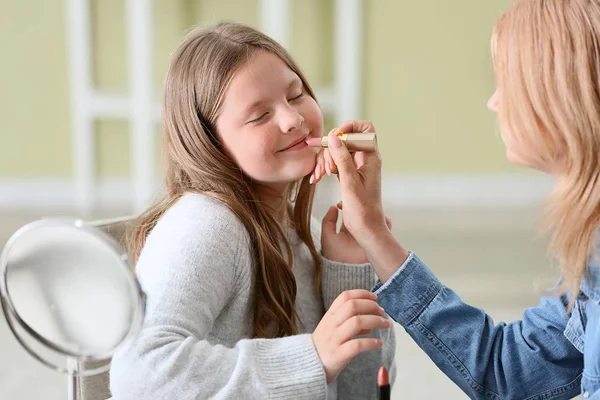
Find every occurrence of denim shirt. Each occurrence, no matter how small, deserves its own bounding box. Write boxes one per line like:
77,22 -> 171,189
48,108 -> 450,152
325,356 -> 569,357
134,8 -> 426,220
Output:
374,252 -> 600,399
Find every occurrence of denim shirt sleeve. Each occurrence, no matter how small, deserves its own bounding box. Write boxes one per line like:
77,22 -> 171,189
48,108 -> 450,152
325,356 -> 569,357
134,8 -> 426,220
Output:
374,253 -> 583,400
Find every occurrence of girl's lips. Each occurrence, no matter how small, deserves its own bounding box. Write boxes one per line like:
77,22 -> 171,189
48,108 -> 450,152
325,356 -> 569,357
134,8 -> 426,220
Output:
279,134 -> 309,151
305,137 -> 322,147
283,140 -> 308,151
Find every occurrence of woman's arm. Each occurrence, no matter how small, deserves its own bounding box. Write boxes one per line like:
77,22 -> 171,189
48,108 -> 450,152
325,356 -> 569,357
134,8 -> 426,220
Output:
374,250 -> 583,399
324,124 -> 583,399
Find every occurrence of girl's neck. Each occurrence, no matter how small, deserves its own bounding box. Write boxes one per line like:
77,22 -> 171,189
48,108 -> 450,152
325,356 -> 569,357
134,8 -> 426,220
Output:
254,182 -> 291,226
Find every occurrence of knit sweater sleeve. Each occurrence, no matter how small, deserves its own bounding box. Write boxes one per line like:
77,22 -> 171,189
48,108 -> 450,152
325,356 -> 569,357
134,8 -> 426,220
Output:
310,216 -> 397,399
109,195 -> 327,400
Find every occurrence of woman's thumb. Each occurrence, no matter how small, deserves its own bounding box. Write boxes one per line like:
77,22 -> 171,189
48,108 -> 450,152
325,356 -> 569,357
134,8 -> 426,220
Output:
327,133 -> 359,185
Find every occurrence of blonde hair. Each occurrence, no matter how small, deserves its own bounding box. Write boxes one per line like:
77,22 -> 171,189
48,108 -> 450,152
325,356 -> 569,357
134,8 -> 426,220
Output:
492,0 -> 600,306
128,22 -> 321,338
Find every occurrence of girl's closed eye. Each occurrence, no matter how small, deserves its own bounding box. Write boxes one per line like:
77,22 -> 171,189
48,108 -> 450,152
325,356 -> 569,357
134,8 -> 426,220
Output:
288,91 -> 303,101
247,91 -> 303,124
247,112 -> 269,124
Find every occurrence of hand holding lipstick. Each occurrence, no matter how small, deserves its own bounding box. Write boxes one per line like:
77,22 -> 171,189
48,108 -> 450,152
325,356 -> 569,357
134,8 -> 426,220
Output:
325,121 -> 410,283
309,120 -> 377,184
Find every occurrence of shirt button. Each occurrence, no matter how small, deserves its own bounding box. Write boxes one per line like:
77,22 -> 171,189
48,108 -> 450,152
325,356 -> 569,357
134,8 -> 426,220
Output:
583,391 -> 590,398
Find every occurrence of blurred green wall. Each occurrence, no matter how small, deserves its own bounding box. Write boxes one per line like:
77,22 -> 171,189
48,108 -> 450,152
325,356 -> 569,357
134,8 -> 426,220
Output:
0,0 -> 517,179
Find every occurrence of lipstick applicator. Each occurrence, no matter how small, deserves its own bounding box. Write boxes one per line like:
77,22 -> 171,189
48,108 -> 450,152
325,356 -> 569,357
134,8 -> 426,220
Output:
305,132 -> 378,152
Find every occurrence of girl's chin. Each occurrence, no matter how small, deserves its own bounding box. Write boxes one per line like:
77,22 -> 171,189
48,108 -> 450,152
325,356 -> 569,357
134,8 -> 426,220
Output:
289,165 -> 318,184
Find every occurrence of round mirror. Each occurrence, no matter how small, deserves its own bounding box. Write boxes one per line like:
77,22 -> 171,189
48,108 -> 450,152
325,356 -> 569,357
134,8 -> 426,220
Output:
0,218 -> 145,376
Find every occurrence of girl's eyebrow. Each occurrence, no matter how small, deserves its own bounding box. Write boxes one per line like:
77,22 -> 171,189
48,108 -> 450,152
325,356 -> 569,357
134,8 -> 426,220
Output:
243,76 -> 302,114
244,99 -> 268,114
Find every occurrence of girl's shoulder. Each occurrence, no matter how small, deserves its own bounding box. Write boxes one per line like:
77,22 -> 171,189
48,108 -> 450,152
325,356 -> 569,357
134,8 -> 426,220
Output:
149,192 -> 251,252
172,191 -> 245,225
137,193 -> 253,287
135,193 -> 254,303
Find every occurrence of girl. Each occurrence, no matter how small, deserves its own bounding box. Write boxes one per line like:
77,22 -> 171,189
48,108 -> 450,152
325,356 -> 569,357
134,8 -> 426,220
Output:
319,0 -> 600,398
109,22 -> 396,399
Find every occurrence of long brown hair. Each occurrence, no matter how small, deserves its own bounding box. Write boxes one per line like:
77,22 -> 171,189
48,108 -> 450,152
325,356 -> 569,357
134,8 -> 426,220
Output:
128,22 -> 322,338
492,0 -> 600,307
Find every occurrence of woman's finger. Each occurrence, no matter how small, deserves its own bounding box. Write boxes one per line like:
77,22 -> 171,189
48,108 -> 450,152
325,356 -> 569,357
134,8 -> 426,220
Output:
335,120 -> 375,135
352,151 -> 368,170
328,149 -> 338,175
327,132 -> 361,187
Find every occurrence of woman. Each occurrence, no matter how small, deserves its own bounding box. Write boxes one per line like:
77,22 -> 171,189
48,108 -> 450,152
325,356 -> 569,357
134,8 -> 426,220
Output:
318,0 -> 600,398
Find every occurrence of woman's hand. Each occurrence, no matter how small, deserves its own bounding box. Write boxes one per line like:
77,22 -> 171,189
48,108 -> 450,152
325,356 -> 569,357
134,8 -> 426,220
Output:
317,121 -> 388,240
321,204 -> 391,264
312,289 -> 390,384
323,120 -> 410,282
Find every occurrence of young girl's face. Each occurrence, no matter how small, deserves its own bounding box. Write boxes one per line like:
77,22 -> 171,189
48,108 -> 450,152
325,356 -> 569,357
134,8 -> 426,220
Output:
216,51 -> 323,186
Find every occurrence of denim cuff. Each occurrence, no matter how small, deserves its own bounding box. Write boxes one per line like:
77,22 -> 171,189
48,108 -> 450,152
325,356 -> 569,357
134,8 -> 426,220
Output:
373,253 -> 442,326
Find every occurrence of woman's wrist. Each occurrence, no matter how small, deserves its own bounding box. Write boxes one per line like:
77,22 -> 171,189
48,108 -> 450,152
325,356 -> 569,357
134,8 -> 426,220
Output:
360,228 -> 409,283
